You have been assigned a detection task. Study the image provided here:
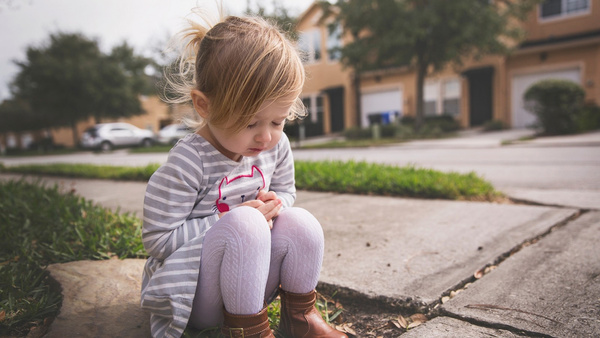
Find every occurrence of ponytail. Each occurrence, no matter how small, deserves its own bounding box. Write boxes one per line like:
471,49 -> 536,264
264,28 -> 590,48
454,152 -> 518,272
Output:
161,6 -> 223,105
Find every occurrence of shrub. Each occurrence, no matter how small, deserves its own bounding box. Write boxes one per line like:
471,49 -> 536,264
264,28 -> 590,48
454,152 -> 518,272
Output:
343,114 -> 460,141
400,114 -> 460,133
425,114 -> 461,132
483,120 -> 506,131
524,79 -> 585,135
400,116 -> 415,125
575,104 -> 600,132
343,127 -> 372,140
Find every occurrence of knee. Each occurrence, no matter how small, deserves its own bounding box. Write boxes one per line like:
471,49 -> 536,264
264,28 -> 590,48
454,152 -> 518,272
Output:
275,208 -> 324,243
220,206 -> 270,237
277,207 -> 321,228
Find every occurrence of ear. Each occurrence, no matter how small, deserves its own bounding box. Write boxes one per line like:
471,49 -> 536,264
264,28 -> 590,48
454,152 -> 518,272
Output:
191,89 -> 210,119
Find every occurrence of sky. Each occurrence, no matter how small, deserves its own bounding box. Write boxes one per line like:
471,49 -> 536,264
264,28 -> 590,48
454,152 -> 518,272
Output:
0,0 -> 316,100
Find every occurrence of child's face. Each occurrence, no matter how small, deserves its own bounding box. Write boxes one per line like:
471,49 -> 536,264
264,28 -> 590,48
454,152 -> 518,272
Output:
206,95 -> 295,162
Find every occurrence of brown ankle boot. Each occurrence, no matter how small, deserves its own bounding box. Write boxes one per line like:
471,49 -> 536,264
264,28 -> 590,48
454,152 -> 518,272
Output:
221,306 -> 275,338
279,289 -> 348,338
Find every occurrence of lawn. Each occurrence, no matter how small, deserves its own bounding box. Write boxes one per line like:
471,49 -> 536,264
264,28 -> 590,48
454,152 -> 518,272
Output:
0,180 -> 145,336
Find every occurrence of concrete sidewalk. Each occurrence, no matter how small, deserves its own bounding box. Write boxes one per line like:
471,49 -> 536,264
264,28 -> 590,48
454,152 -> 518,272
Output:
1,172 -> 598,337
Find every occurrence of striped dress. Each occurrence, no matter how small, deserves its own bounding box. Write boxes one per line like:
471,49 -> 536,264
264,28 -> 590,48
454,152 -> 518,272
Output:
140,133 -> 296,337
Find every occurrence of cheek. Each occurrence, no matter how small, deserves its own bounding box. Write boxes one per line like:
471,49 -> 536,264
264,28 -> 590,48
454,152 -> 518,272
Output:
272,127 -> 283,137
270,129 -> 283,144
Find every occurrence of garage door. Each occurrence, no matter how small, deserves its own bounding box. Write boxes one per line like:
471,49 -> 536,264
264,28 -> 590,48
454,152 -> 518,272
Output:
361,89 -> 402,127
511,68 -> 580,128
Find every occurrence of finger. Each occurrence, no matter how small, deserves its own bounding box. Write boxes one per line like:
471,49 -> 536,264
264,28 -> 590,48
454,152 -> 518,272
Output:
257,190 -> 277,202
267,219 -> 273,230
261,200 -> 282,221
240,200 -> 264,208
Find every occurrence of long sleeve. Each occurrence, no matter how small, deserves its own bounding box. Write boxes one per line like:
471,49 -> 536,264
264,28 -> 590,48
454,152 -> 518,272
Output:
142,143 -> 218,260
270,133 -> 296,208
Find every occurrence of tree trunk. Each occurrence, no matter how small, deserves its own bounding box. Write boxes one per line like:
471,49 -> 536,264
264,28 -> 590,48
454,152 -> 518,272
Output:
71,120 -> 79,147
415,62 -> 428,131
353,71 -> 362,128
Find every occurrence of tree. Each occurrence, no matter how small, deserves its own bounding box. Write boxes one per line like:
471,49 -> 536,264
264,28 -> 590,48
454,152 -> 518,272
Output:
0,98 -> 44,133
10,33 -> 152,145
323,0 -> 540,129
91,43 -> 155,122
245,0 -> 299,40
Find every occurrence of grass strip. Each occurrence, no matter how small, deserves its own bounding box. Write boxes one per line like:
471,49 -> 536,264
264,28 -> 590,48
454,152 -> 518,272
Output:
0,179 -> 145,336
295,160 -> 496,200
0,163 -> 160,181
0,163 -> 161,181
0,160 -> 498,201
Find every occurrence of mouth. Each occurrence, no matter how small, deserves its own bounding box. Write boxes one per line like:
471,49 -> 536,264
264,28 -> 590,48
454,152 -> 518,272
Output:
248,148 -> 265,153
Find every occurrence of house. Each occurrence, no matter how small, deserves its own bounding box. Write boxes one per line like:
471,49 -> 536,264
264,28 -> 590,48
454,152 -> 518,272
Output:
295,0 -> 600,134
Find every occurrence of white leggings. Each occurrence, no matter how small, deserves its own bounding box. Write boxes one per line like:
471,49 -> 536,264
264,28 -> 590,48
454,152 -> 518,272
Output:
188,206 -> 324,329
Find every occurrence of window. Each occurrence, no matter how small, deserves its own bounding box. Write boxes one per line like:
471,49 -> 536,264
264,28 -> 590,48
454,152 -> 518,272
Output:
326,24 -> 342,61
540,0 -> 589,19
302,94 -> 323,124
424,82 -> 440,116
423,78 -> 461,116
442,80 -> 461,116
299,30 -> 322,63
298,94 -> 324,137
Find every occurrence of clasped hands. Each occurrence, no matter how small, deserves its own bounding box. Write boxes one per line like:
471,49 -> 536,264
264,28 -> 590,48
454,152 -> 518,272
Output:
218,190 -> 281,229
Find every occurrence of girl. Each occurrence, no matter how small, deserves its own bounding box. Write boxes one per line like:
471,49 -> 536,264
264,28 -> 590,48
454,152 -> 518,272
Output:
140,10 -> 347,338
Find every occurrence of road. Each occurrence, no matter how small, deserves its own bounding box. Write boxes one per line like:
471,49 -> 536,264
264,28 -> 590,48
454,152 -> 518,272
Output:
2,129 -> 599,192
294,144 -> 600,190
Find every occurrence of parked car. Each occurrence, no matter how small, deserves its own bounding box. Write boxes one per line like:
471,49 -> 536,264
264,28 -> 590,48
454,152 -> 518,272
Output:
157,123 -> 193,145
81,123 -> 155,151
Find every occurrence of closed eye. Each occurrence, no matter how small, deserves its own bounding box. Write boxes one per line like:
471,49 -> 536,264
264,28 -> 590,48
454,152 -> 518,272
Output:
247,122 -> 258,129
272,120 -> 285,126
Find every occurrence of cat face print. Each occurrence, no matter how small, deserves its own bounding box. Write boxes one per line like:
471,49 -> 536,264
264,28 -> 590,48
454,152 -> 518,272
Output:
214,166 -> 265,213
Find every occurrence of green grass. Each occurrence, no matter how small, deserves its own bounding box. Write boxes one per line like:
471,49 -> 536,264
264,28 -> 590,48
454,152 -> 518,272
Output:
0,179 -> 146,336
0,160 -> 498,201
296,161 -> 497,200
299,138 -> 404,149
1,163 -> 161,181
1,147 -> 80,158
501,135 -> 537,146
129,145 -> 174,153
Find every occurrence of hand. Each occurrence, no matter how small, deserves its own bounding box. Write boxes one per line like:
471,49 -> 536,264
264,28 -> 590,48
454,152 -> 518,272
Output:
239,198 -> 282,229
256,190 -> 278,203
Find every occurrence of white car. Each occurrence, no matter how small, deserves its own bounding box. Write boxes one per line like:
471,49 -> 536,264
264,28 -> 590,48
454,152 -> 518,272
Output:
81,123 -> 156,151
157,124 -> 193,145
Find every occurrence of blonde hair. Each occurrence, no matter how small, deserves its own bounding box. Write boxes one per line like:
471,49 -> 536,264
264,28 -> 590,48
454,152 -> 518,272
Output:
163,9 -> 306,133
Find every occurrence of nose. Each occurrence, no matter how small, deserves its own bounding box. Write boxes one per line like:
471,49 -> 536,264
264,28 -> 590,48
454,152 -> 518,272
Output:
255,127 -> 271,143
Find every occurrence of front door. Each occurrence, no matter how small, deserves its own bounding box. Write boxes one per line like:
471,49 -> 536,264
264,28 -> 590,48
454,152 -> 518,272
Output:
464,67 -> 494,127
324,87 -> 345,133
